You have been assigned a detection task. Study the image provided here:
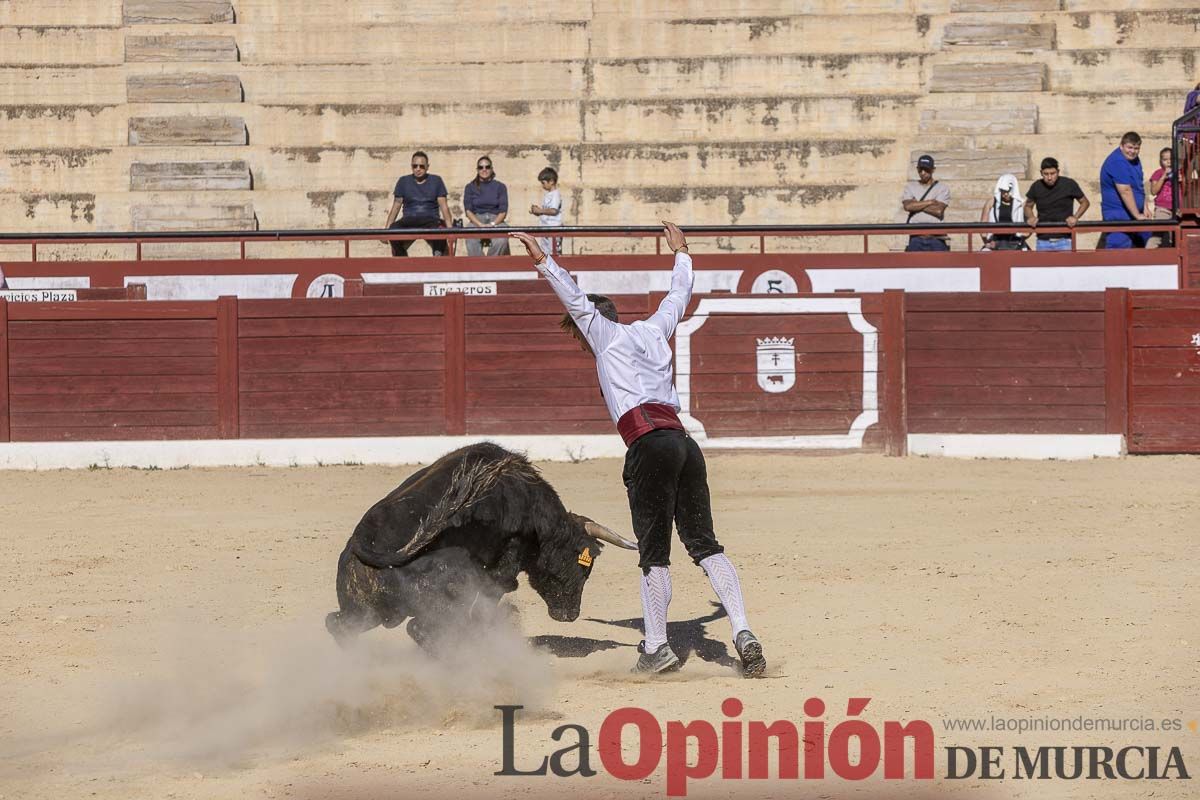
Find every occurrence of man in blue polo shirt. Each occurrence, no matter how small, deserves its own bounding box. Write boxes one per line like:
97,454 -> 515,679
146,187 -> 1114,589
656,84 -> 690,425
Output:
1099,132 -> 1149,249
382,151 -> 452,257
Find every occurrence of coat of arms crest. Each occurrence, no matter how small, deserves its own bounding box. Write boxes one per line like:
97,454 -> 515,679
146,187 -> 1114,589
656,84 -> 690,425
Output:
755,336 -> 796,393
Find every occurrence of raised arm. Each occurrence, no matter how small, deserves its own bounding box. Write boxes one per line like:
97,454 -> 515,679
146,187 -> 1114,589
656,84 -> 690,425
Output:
645,221 -> 693,338
508,232 -> 619,353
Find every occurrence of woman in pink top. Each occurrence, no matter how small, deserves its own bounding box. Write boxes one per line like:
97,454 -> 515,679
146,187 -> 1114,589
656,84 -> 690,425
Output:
1149,147 -> 1174,248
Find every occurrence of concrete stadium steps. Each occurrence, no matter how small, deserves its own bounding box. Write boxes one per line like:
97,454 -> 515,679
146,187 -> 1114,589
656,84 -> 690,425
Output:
0,1 -> 122,26
918,89 -> 1183,135
0,106 -> 127,150
955,10 -> 1200,50
0,26 -> 123,65
3,91 -> 1178,150
0,95 -> 915,149
927,48 -> 1197,93
591,54 -> 929,99
125,33 -> 240,62
235,23 -> 592,64
123,1 -> 234,25
1062,0 -> 1199,10
0,185 -> 895,231
232,17 -> 931,63
0,1 -> 1193,236
26,137 -> 1173,196
229,0 -> 917,26
592,0 -> 923,18
244,141 -> 900,192
584,96 -> 923,141
8,10 -> 1194,68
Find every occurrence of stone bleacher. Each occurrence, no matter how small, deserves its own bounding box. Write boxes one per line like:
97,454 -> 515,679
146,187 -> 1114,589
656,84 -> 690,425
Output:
0,0 -> 1195,254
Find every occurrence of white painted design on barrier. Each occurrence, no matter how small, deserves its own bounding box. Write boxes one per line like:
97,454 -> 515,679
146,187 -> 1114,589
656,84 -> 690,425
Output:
674,297 -> 878,449
364,271 -> 540,283
755,336 -> 796,393
807,268 -> 980,293
575,270 -> 742,295
125,274 -> 300,300
364,270 -> 743,295
0,289 -> 77,302
1010,265 -> 1177,292
306,273 -> 345,298
907,434 -> 1124,460
6,276 -> 90,289
751,269 -> 798,294
423,281 -> 498,296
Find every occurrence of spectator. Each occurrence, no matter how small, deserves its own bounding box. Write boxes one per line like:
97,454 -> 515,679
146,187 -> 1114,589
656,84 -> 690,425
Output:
1025,157 -> 1090,251
901,154 -> 950,251
1186,81 -> 1200,115
382,151 -> 452,257
1148,147 -> 1175,248
1099,131 -> 1149,249
530,166 -> 564,255
979,174 -> 1029,250
463,156 -> 510,257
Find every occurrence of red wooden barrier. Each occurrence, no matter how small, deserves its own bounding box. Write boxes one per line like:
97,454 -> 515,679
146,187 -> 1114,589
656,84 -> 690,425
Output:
1127,292 -> 1200,453
3,301 -> 220,441
1,291 -> 1198,452
236,296 -> 445,438
904,293 -> 1108,435
881,290 -> 907,456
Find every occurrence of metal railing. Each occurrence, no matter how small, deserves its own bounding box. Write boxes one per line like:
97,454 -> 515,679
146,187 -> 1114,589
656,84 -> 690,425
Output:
0,220 -> 1180,262
1172,102 -> 1200,216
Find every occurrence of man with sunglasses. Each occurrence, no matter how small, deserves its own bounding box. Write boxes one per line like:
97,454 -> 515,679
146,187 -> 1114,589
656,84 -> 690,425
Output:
382,151 -> 452,257
463,157 -> 510,256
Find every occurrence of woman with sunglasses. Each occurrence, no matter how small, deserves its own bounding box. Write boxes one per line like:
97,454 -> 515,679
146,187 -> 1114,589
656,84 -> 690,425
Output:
463,157 -> 510,256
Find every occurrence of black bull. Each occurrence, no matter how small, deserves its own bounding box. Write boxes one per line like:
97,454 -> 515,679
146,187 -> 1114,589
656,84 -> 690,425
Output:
326,443 -> 636,649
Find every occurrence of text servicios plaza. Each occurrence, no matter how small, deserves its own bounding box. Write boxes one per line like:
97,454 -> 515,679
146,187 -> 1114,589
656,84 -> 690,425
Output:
494,698 -> 1193,796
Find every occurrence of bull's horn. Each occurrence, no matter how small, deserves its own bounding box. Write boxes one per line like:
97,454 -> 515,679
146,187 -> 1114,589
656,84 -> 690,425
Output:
584,519 -> 638,550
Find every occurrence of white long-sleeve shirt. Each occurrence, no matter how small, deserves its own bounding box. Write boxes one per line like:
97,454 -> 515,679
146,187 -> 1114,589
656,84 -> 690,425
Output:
535,252 -> 694,424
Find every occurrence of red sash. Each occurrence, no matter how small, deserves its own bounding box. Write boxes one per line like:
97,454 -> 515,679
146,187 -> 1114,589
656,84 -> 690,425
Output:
616,403 -> 684,447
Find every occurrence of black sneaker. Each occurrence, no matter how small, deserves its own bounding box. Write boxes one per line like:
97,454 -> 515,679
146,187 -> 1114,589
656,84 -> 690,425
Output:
632,640 -> 681,674
734,630 -> 766,678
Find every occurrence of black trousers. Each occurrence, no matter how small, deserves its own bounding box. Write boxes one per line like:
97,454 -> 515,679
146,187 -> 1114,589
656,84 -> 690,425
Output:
390,217 -> 448,257
623,429 -> 724,573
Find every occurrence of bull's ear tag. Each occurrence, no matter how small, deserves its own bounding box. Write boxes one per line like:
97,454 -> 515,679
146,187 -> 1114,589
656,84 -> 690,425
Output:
577,547 -> 593,567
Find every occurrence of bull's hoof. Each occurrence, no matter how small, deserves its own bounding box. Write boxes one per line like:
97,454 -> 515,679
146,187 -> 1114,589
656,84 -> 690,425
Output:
325,611 -> 360,649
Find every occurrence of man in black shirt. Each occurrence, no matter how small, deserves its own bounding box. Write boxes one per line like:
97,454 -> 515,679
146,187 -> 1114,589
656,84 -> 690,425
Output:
1025,157 -> 1090,251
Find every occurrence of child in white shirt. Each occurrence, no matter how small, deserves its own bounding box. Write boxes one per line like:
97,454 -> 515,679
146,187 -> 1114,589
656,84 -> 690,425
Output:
529,167 -> 564,255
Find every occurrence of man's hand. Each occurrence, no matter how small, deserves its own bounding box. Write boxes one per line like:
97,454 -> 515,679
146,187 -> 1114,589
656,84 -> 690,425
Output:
1066,215 -> 1077,227
510,231 -> 546,264
662,220 -> 688,253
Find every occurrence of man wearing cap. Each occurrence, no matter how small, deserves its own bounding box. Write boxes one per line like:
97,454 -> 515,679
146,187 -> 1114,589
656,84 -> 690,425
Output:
508,223 -> 767,680
902,154 -> 951,251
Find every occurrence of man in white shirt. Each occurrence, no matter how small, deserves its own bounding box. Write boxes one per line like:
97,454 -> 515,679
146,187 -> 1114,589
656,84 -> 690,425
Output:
510,224 -> 766,678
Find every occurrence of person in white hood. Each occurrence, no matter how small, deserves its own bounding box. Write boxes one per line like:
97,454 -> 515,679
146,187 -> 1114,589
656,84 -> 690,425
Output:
980,173 -> 1029,250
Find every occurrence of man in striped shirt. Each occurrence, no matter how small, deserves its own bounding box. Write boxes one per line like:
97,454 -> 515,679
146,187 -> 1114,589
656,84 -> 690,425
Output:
510,224 -> 766,678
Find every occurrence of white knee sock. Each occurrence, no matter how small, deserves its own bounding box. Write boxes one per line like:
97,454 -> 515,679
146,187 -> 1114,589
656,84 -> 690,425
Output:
700,553 -> 750,638
639,567 -> 672,651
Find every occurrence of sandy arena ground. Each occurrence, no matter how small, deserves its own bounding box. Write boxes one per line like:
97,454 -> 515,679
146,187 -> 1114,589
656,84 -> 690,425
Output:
1,452 -> 1197,800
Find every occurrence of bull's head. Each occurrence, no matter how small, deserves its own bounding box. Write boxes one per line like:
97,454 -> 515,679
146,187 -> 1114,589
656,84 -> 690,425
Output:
526,514 -> 637,622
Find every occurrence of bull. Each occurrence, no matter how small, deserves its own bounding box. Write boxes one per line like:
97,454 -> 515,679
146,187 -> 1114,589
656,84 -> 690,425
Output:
326,442 -> 636,650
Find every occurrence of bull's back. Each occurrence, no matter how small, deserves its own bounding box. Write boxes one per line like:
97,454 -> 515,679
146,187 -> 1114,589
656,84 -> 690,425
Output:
347,443 -> 520,566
